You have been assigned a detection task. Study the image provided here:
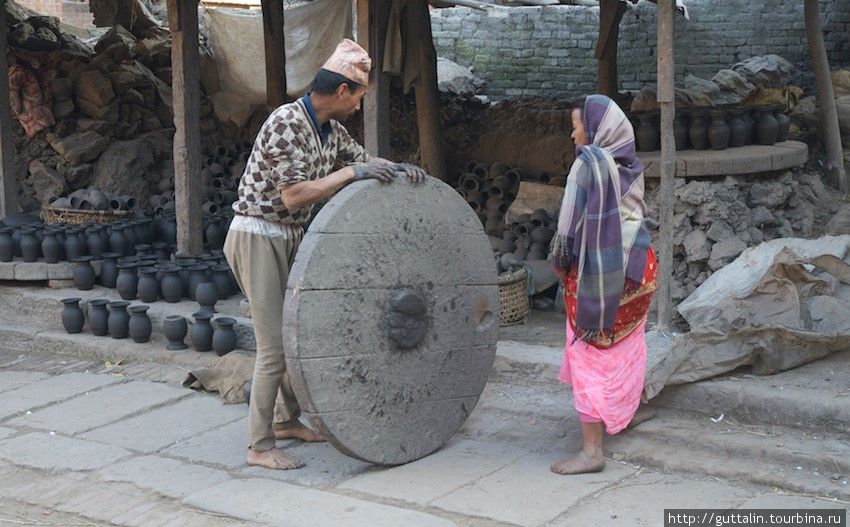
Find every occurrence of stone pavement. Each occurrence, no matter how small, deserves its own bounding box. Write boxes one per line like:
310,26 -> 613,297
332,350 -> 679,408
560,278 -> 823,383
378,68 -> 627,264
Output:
0,283 -> 848,527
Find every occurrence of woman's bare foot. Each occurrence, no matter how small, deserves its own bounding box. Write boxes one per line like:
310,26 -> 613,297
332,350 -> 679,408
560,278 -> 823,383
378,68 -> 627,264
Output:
550,450 -> 605,475
627,405 -> 656,429
274,421 -> 326,442
247,447 -> 304,470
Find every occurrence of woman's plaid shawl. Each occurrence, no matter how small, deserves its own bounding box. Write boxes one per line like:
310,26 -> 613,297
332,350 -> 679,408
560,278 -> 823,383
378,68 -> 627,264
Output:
552,95 -> 652,343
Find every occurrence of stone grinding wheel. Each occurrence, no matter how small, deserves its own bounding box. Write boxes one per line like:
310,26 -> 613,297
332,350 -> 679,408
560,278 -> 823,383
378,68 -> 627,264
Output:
282,176 -> 500,465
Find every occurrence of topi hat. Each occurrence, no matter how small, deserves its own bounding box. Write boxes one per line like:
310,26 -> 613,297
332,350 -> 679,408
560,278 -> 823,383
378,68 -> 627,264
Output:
321,38 -> 371,86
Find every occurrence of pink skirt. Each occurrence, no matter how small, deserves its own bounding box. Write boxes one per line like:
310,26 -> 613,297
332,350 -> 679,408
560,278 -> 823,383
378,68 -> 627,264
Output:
558,317 -> 647,435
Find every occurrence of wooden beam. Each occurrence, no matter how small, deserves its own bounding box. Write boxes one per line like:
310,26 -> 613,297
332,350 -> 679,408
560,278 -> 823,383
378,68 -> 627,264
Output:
596,0 -> 627,98
168,0 -> 204,256
805,0 -> 847,195
0,4 -> 16,219
261,0 -> 289,108
357,0 -> 391,157
407,0 -> 447,180
656,0 -> 674,332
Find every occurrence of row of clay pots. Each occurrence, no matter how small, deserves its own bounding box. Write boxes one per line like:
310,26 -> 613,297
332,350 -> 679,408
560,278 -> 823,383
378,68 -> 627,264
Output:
60,297 -> 237,355
49,187 -> 138,212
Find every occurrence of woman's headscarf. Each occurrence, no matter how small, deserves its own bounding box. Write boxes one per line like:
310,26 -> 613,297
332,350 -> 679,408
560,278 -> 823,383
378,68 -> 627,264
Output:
552,94 -> 651,342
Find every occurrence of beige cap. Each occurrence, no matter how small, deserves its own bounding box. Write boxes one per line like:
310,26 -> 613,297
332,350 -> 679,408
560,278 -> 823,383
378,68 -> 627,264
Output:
321,38 -> 371,86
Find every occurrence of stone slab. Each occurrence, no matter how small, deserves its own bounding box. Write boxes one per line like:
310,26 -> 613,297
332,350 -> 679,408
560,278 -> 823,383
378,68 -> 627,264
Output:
163,417 -> 248,469
9,379 -> 190,434
0,432 -> 132,471
81,394 -> 245,453
182,478 -> 458,527
98,454 -> 233,499
738,493 -> 850,510
13,261 -> 47,280
0,371 -> 122,420
550,472 -> 753,527
0,370 -> 49,393
431,450 -> 636,526
641,141 -> 808,178
337,437 -> 529,506
0,263 -> 13,279
243,440 -> 373,487
0,426 -> 14,440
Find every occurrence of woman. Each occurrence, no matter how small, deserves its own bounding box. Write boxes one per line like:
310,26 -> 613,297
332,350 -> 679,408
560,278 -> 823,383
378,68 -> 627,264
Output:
550,94 -> 657,475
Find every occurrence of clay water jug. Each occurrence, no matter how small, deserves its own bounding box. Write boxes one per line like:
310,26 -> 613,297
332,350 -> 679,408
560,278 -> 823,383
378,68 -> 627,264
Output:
163,315 -> 188,350
688,109 -> 709,150
73,255 -> 96,291
87,298 -> 109,336
107,300 -> 131,339
707,109 -> 730,150
60,297 -> 85,334
191,311 -> 214,352
726,108 -> 747,148
195,281 -> 219,315
122,221 -> 138,256
635,112 -> 660,152
754,105 -> 779,145
673,112 -> 689,150
41,228 -> 61,263
211,264 -> 232,300
116,262 -> 139,300
204,216 -> 226,251
137,266 -> 160,303
0,227 -> 13,262
187,264 -> 209,301
19,226 -> 40,262
128,305 -> 152,343
212,317 -> 237,356
85,225 -> 106,260
99,252 -> 121,288
159,265 -> 183,303
108,224 -> 128,256
773,104 -> 790,142
63,227 -> 86,261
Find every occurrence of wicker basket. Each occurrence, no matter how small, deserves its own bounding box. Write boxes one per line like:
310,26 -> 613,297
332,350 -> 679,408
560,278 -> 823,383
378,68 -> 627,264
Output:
41,205 -> 134,225
498,267 -> 530,326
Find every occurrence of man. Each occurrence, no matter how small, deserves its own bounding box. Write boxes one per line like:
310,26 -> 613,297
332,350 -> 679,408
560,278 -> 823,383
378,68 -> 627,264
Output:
224,38 -> 426,470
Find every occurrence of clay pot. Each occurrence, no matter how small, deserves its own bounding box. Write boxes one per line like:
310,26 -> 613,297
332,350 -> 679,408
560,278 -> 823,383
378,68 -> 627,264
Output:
128,305 -> 152,343
707,109 -> 730,150
86,188 -> 109,210
211,265 -> 232,301
61,297 -> 85,334
673,112 -> 689,150
107,300 -> 131,339
87,298 -> 109,336
41,228 -> 61,263
73,256 -> 96,291
163,315 -> 188,350
195,281 -> 219,315
108,224 -> 128,256
727,108 -> 747,148
116,262 -> 139,300
159,265 -> 183,303
137,266 -> 160,303
212,317 -> 238,356
0,227 -> 13,262
635,111 -> 660,152
191,311 -> 214,352
204,216 -> 226,251
687,109 -> 710,150
187,264 -> 209,301
99,252 -> 121,288
754,105 -> 779,145
84,225 -> 105,260
773,104 -> 790,142
19,226 -> 40,262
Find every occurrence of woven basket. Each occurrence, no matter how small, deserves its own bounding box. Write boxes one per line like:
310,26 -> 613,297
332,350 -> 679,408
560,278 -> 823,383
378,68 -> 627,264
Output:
498,267 -> 530,326
41,205 -> 134,225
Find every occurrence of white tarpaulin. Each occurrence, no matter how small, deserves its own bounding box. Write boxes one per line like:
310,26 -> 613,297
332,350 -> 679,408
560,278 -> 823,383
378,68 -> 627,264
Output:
644,235 -> 850,399
201,0 -> 352,126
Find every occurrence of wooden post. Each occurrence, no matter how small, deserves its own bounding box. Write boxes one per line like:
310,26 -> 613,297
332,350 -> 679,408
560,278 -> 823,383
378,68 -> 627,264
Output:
0,3 -> 17,219
168,0 -> 204,256
261,0 -> 289,108
407,0 -> 447,180
357,0 -> 391,157
596,0 -> 627,99
656,0 -> 675,332
805,0 -> 847,195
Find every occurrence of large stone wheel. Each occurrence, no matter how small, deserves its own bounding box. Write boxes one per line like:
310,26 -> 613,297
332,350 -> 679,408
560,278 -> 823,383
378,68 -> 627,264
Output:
283,176 -> 499,465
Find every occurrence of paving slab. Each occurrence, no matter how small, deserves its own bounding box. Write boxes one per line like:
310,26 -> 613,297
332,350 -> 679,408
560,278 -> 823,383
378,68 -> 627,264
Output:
738,493 -> 849,513
183,477 -> 459,527
242,440 -> 373,488
549,471 -> 754,527
8,379 -> 191,434
431,450 -> 637,526
97,454 -> 233,500
0,432 -> 132,471
163,417 -> 249,469
80,393 -> 245,453
0,371 -> 123,420
0,370 -> 48,393
337,437 -> 530,506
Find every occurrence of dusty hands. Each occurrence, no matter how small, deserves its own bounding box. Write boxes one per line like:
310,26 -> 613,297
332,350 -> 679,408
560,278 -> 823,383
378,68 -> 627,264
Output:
392,162 -> 427,184
352,161 -> 397,183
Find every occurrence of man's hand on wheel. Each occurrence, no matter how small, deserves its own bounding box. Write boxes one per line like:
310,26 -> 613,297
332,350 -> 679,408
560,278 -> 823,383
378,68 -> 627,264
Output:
352,162 -> 397,183
393,162 -> 427,184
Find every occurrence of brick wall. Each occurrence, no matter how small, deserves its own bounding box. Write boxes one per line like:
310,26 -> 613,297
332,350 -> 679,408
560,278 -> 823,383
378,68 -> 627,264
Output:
14,0 -> 94,29
430,0 -> 850,101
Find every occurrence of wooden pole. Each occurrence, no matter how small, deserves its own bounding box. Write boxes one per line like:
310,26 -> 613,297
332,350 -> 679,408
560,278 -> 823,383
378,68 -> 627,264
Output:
407,0 -> 447,180
804,0 -> 847,195
168,0 -> 204,256
655,0 -> 675,332
357,0 -> 391,157
0,3 -> 16,219
596,0 -> 627,99
261,0 -> 289,108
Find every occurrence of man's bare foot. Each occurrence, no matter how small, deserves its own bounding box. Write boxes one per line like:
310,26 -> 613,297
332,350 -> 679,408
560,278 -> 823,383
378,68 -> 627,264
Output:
247,447 -> 304,470
627,405 -> 656,429
274,421 -> 326,442
550,451 -> 605,475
